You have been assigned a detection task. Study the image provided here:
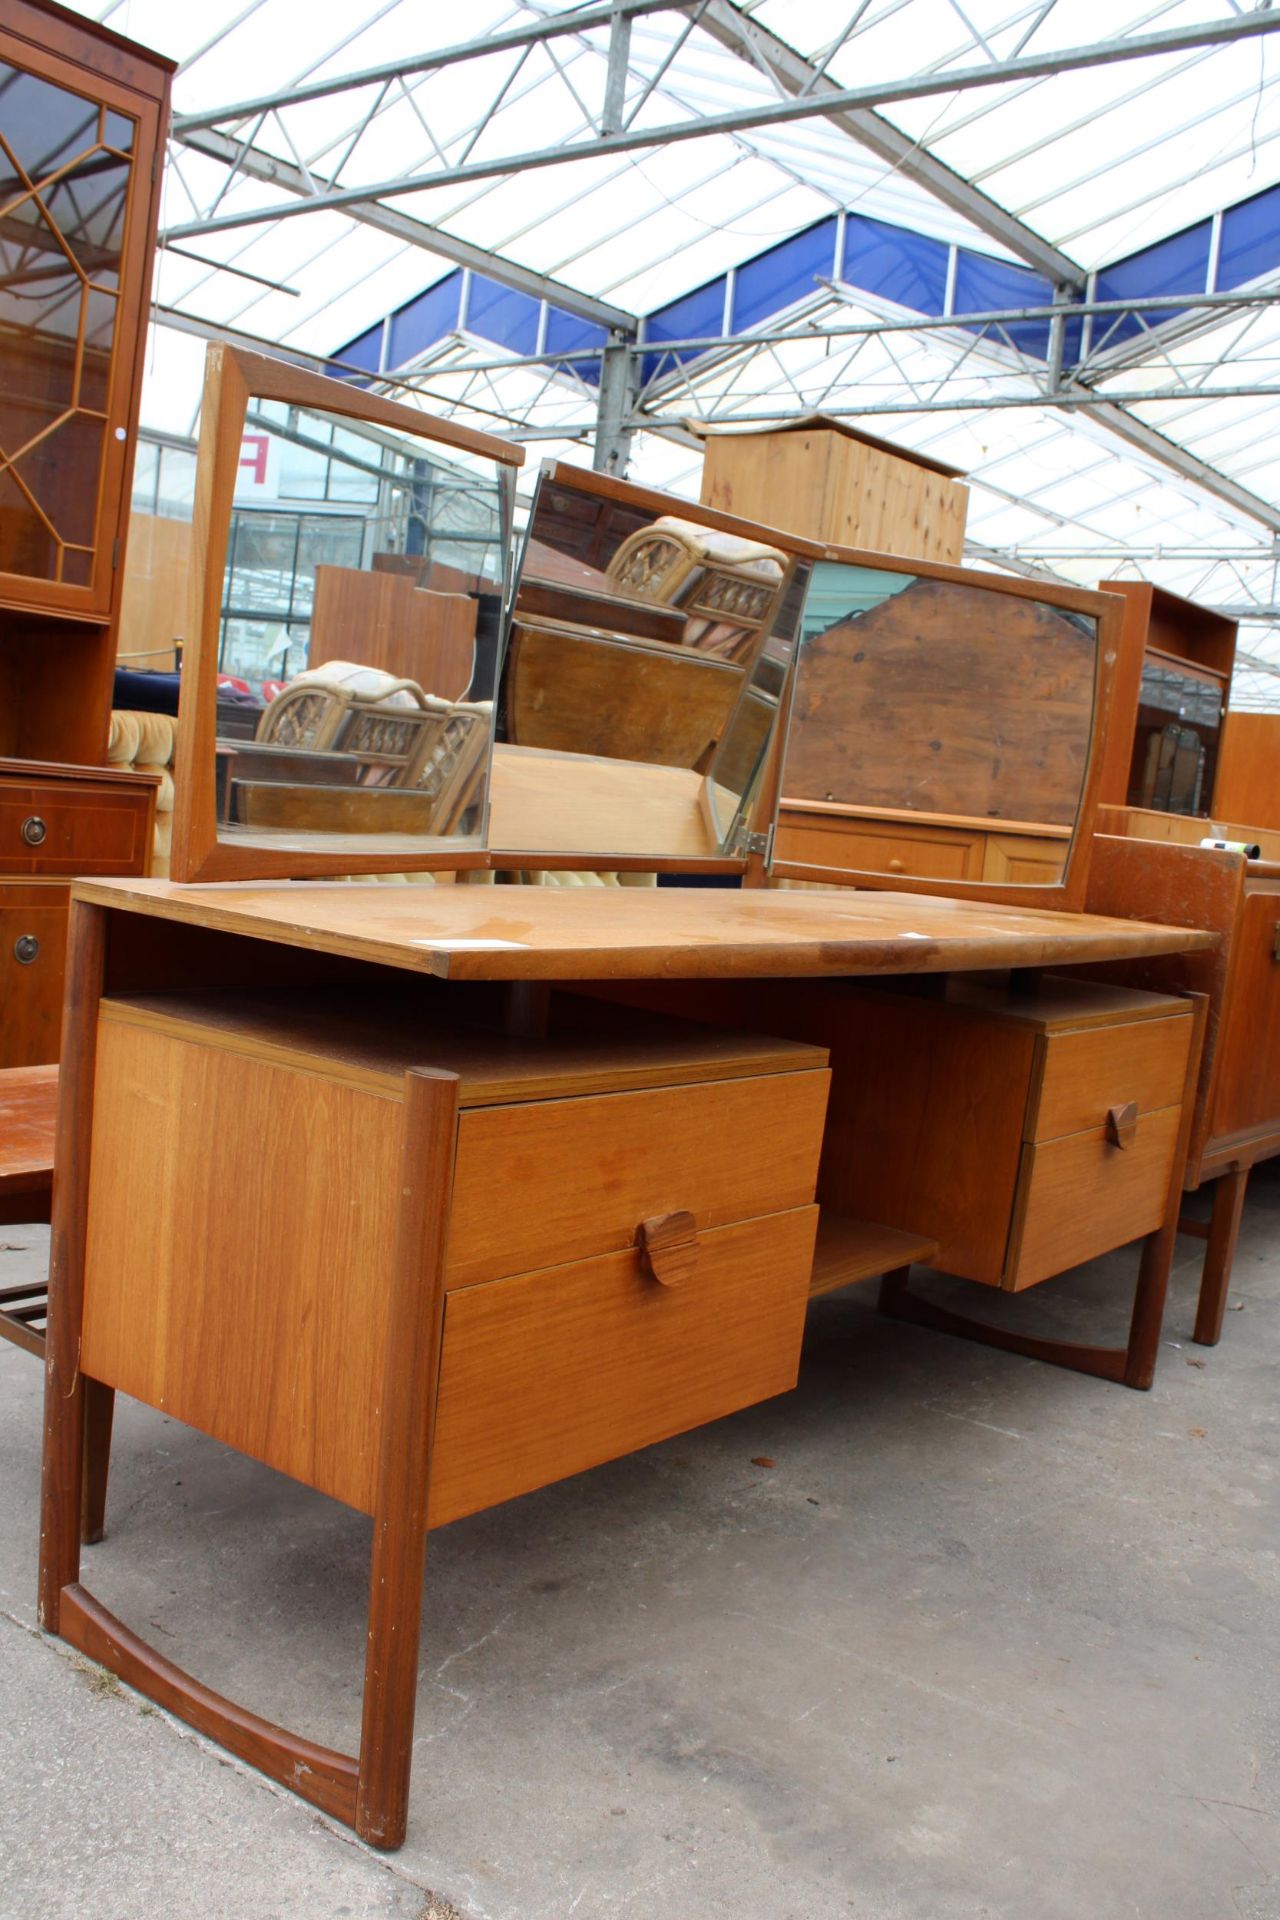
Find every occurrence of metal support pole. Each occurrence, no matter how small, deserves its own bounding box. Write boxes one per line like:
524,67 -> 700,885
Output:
602,5 -> 633,134
594,333 -> 638,475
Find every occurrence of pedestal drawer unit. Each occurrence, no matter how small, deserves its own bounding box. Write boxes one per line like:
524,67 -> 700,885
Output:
78,989 -> 830,1520
814,973 -> 1194,1290
0,760 -> 156,1067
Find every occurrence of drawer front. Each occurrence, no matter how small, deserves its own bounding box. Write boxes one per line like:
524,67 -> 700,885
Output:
0,886 -> 69,1067
1006,1105 -> 1181,1290
1029,1014 -> 1191,1142
0,783 -> 152,874
430,1205 -> 818,1526
981,832 -> 1066,886
776,812 -> 981,881
448,1067 -> 829,1287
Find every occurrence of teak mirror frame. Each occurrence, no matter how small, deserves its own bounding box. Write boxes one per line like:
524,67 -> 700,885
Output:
752,548 -> 1126,914
170,346 -> 524,884
488,461 -> 823,876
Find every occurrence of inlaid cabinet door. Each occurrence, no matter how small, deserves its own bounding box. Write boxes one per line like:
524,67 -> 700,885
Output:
0,16 -> 167,618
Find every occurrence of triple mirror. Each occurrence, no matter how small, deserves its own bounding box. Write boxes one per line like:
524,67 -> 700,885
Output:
171,347 -> 1115,902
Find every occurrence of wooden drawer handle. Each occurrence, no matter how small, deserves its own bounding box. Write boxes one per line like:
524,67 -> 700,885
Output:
1106,1101 -> 1138,1150
635,1211 -> 698,1287
887,857 -> 905,873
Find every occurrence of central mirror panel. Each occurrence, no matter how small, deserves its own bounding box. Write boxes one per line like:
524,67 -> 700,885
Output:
771,558 -> 1104,892
213,400 -> 511,858
490,463 -> 814,865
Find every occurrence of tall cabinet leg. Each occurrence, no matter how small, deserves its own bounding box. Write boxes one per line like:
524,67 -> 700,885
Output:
355,1069 -> 460,1852
1193,1168 -> 1249,1348
39,902 -> 107,1631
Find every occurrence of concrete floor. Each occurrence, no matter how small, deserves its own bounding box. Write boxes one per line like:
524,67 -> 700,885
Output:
1,1171 -> 1278,1920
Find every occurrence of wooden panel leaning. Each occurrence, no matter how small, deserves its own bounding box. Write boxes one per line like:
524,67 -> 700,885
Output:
40,946 -> 829,1849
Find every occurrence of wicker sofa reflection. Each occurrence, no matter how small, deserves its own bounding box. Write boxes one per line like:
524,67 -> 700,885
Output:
218,662 -> 493,839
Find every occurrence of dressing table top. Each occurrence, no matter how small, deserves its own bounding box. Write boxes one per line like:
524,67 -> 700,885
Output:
73,877 -> 1216,982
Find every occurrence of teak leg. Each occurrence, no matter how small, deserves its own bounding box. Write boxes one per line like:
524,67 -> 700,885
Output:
39,901 -> 106,1630
1192,1168 -> 1249,1348
357,1069 -> 459,1849
40,964 -> 462,1852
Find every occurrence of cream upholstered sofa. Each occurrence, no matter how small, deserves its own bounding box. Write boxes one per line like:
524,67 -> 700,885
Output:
108,709 -> 178,876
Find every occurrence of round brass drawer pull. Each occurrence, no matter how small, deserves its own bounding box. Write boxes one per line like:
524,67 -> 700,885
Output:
887,857 -> 905,874
13,934 -> 40,965
20,815 -> 47,846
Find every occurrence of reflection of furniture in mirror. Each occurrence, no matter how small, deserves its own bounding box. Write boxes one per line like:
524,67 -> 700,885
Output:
308,568 -> 476,698
1215,712 -> 1280,831
494,463 -> 819,865
1095,581 -> 1236,816
171,346 -> 521,882
216,667 -> 492,839
759,552 -> 1115,909
41,876 -> 1214,1851
1086,807 -> 1280,1348
505,617 -> 743,770
118,514 -> 190,671
699,417 -> 969,562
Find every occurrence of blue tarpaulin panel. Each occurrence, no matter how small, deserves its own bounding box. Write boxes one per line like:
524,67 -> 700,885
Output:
544,307 -> 607,385
387,272 -> 462,366
953,249 -> 1057,359
465,274 -> 542,356
732,217 -> 838,333
1094,221 -> 1212,348
641,276 -> 728,385
335,322 -> 382,377
1217,181 -> 1280,291
843,212 -> 949,316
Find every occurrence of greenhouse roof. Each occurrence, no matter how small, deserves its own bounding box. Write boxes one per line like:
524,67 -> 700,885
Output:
66,0 -> 1280,704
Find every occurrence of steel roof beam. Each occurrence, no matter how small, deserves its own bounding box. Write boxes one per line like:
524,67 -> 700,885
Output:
164,13 -> 1280,244
171,0 -> 691,134
172,127 -> 638,334
697,0 -> 1084,287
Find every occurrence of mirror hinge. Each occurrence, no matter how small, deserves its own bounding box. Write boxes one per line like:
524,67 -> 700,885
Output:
740,826 -> 772,859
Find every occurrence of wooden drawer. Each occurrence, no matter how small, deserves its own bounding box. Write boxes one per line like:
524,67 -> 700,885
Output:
1029,1013 -> 1192,1141
81,997 -> 829,1516
982,831 -> 1067,886
775,811 -> 982,881
0,780 -> 152,875
448,1069 -> 830,1286
0,881 -> 69,1067
429,1206 -> 818,1526
1007,1104 -> 1182,1290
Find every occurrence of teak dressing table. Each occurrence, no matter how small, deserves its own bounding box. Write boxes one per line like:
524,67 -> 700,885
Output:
37,351 -> 1217,1851
39,880 -> 1213,1849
